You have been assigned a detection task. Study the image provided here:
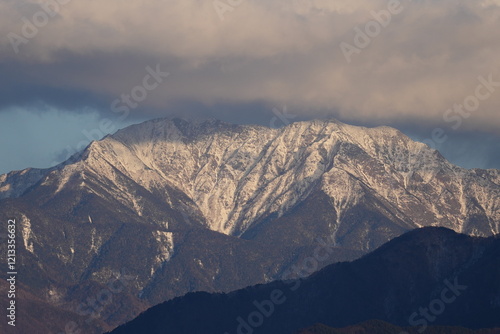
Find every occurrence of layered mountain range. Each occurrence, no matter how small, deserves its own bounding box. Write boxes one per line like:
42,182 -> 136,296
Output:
109,227 -> 500,334
0,118 -> 498,333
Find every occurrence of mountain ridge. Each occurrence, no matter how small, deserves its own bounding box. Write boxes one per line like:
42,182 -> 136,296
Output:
1,117 -> 498,236
0,118 -> 498,333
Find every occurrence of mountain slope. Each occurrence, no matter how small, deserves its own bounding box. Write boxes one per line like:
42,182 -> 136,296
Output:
296,320 -> 500,334
108,228 -> 500,334
0,118 -> 498,333
2,118 -> 498,236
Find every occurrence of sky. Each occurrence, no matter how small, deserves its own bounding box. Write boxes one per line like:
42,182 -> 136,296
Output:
0,0 -> 499,174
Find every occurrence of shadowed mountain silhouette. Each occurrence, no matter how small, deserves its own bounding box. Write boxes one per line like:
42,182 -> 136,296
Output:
296,320 -> 500,334
108,227 -> 500,334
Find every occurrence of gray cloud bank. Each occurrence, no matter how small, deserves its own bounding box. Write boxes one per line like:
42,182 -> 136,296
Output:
0,0 -> 499,173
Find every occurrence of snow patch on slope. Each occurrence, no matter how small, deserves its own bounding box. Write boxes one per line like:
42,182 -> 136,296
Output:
151,231 -> 174,277
20,214 -> 35,254
321,168 -> 364,244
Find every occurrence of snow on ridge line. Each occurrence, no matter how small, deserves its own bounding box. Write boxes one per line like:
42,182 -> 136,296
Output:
1,118 -> 498,239
88,118 -> 497,236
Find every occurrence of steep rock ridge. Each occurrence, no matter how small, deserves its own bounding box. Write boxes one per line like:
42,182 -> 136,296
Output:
1,118 -> 498,238
111,119 -> 495,236
0,118 -> 498,333
4,118 -> 494,237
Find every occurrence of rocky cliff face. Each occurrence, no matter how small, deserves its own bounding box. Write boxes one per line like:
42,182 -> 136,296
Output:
3,118 -> 498,236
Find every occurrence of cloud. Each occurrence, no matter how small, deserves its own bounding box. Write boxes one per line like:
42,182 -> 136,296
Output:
0,0 -> 500,133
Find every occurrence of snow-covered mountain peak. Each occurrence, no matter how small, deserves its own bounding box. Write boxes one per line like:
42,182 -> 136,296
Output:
1,118 -> 498,237
2,118 -> 498,334
82,118 -> 497,236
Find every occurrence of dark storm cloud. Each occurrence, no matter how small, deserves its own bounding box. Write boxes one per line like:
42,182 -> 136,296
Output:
0,51 -> 182,118
0,0 -> 499,129
0,0 -> 499,173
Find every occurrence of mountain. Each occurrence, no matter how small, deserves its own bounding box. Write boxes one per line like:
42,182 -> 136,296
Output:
108,227 -> 500,334
0,118 -> 498,333
296,320 -> 500,334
